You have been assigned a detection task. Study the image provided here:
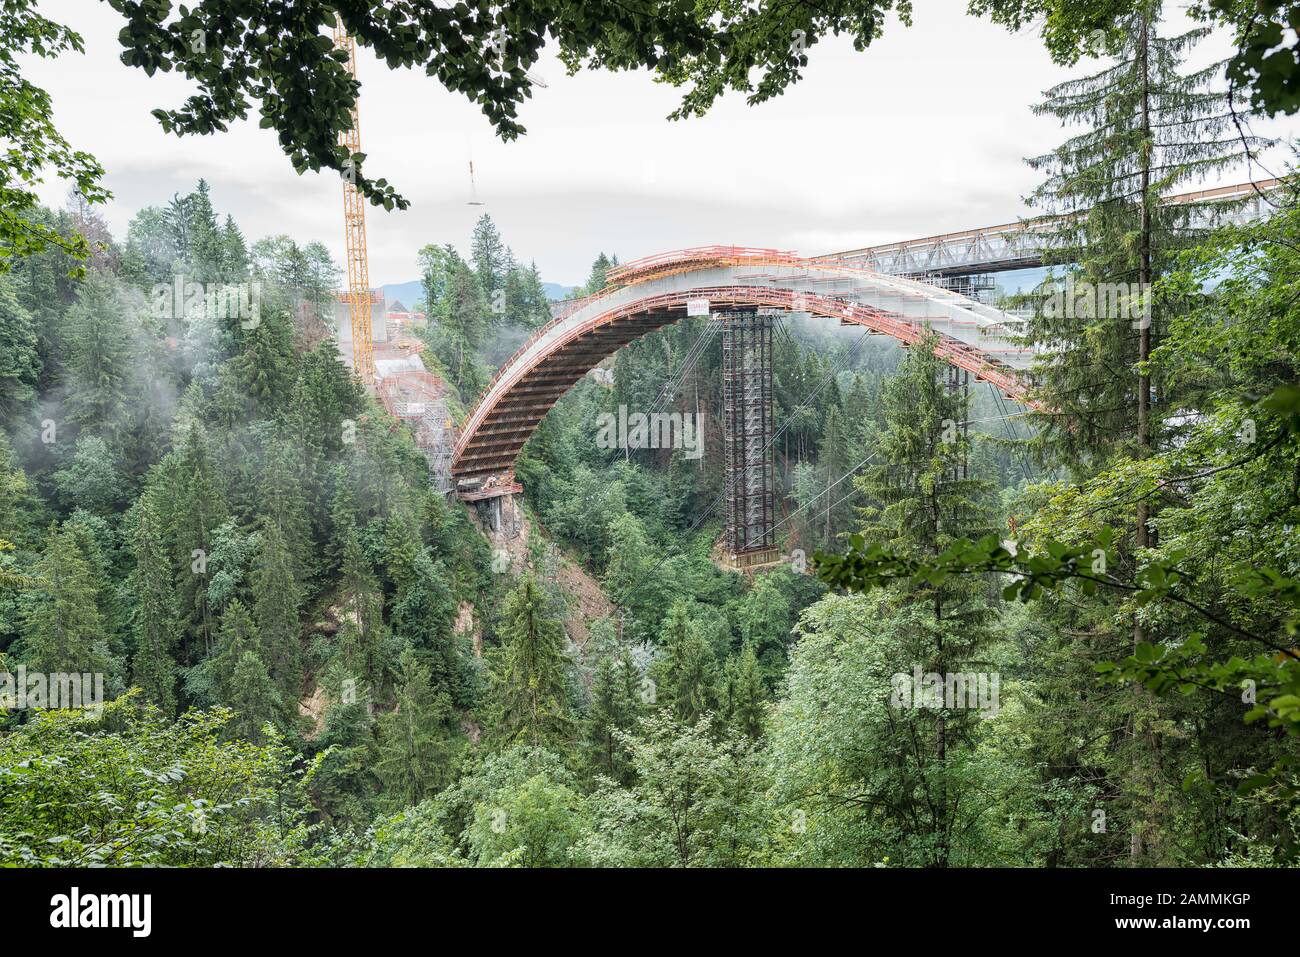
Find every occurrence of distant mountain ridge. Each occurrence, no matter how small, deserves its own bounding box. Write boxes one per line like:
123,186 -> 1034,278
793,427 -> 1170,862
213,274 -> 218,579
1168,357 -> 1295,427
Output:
380,280 -> 577,308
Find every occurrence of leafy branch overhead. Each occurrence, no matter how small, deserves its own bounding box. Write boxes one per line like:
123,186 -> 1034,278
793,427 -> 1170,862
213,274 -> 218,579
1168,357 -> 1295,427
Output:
106,0 -> 910,210
0,3 -> 109,273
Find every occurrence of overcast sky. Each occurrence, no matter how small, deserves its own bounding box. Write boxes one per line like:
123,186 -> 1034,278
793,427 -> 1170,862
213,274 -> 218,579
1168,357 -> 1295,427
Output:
27,0 -> 1297,287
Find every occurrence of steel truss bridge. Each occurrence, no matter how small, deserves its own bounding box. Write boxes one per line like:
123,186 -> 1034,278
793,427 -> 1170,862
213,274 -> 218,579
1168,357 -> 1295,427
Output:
831,179 -> 1279,278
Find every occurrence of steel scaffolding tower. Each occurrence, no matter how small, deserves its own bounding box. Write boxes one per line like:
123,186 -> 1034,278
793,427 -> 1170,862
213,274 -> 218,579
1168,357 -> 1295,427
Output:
945,364 -> 970,483
721,310 -> 778,567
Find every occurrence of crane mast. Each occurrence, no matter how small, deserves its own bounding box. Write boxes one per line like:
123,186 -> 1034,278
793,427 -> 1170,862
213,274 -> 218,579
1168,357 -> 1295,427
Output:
333,18 -> 375,383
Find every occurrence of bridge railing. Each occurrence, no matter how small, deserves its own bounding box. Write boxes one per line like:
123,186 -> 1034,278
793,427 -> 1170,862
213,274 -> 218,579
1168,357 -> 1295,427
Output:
606,245 -> 800,284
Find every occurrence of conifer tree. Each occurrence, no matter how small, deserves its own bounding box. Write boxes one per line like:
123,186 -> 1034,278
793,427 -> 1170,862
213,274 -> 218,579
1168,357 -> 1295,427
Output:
220,215 -> 249,282
167,423 -> 227,662
1024,4 -> 1268,860
717,642 -> 766,740
654,601 -> 717,724
374,649 -> 456,807
251,520 -> 303,698
226,649 -> 285,742
0,278 -> 39,428
186,597 -> 287,736
852,335 -> 996,866
490,575 -> 573,747
22,526 -> 110,677
64,272 -> 133,438
186,179 -> 225,282
1025,4 -> 1268,465
469,213 -> 509,298
335,523 -> 389,694
389,550 -> 461,700
128,491 -> 180,714
582,629 -> 643,783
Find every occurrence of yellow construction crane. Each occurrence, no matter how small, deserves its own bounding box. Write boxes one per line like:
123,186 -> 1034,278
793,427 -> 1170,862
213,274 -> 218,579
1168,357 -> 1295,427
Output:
333,17 -> 375,384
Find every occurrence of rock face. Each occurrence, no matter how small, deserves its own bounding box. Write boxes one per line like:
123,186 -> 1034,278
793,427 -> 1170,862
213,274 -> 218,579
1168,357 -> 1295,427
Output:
455,601 -> 481,658
298,682 -> 329,740
472,496 -> 613,649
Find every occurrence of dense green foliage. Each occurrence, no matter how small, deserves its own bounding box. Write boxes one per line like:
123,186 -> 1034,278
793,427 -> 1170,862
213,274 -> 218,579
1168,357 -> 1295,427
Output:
0,3 -> 1296,870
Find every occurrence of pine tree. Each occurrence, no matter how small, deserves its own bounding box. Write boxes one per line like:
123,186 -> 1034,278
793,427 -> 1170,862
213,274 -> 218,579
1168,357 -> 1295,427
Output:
717,642 -> 766,740
490,575 -> 573,747
1025,4 -> 1267,861
654,601 -> 717,724
22,526 -> 110,677
374,649 -> 455,807
469,213 -> 510,299
251,520 -> 303,698
853,334 -> 996,867
582,633 -> 643,783
128,491 -> 180,714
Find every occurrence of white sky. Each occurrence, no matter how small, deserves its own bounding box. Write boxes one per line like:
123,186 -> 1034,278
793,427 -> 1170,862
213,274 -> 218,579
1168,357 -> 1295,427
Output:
26,0 -> 1297,287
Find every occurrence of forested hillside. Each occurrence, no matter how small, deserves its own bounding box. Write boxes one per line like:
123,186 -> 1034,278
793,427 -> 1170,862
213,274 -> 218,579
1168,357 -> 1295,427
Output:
1,2 -> 1298,871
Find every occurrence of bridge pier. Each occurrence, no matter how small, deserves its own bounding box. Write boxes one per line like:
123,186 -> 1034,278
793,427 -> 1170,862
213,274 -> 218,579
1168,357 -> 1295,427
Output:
720,310 -> 779,569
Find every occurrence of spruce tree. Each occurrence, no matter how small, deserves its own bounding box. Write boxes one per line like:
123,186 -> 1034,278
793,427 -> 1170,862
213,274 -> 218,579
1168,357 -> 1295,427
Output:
1024,4 -> 1267,860
186,597 -> 287,735
374,649 -> 455,807
335,523 -> 388,694
22,526 -> 110,677
469,213 -> 509,298
251,520 -> 303,698
0,278 -> 39,428
167,423 -> 227,662
128,491 -> 180,714
582,631 -> 643,783
1025,4 -> 1268,465
220,215 -> 249,282
186,179 -> 225,282
717,642 -> 766,740
654,601 -> 717,724
226,649 -> 285,742
853,334 -> 996,866
64,272 -> 133,438
490,575 -> 573,747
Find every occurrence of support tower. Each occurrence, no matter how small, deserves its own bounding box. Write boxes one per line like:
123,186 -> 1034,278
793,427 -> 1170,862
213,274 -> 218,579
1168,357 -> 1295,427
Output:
721,310 -> 778,568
